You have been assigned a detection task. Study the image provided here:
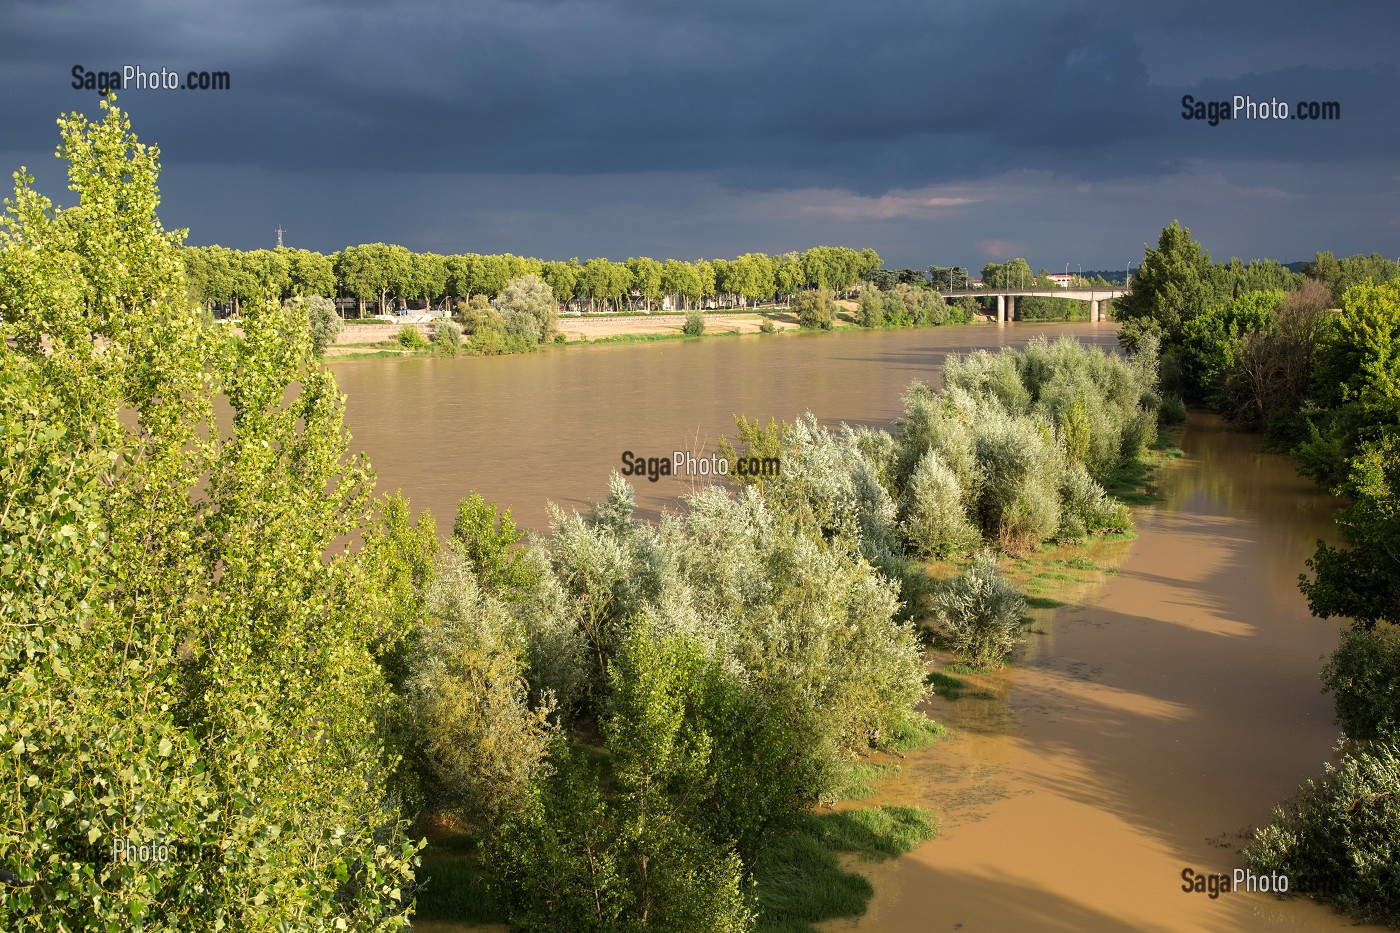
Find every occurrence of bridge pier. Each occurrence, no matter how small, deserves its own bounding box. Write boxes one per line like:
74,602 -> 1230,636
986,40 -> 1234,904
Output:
943,287 -> 1125,324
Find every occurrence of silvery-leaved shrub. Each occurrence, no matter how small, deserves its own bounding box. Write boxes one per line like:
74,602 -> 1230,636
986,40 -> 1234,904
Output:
901,449 -> 980,559
290,294 -> 342,356
930,550 -> 1029,668
971,413 -> 1063,552
495,272 -> 559,343
501,308 -> 541,345
1058,461 -> 1131,540
433,318 -> 462,352
944,349 -> 1032,415
893,383 -> 978,494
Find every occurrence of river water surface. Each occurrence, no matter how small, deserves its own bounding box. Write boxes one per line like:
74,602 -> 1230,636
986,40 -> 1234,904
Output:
332,325 -> 1369,931
331,324 -> 1117,531
819,415 -> 1373,933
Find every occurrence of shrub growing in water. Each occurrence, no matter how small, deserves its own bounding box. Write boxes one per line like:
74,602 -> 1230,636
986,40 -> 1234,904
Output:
901,449 -> 980,559
488,625 -> 756,932
920,294 -> 949,326
1058,461 -> 1131,540
944,349 -> 1032,415
1244,741 -> 1400,927
889,338 -> 1155,552
501,309 -> 542,345
971,415 -> 1063,552
454,294 -> 494,333
891,283 -> 938,326
1159,393 -> 1188,425
683,309 -> 706,335
930,551 -> 1029,668
405,546 -> 556,828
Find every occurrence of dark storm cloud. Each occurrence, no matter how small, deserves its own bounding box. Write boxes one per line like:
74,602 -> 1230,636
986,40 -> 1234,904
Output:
1,0 -> 1397,265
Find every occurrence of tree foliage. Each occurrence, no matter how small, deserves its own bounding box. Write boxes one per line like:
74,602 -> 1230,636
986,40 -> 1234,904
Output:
1115,220 -> 1218,353
290,293 -> 342,356
495,273 -> 559,344
1301,435 -> 1400,629
792,289 -> 836,330
0,98 -> 419,931
1175,290 -> 1283,404
1321,624 -> 1400,741
1245,741 -> 1400,927
186,244 -> 884,318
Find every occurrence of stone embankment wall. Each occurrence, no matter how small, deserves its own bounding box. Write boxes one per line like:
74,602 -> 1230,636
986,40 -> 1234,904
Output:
334,323 -> 430,345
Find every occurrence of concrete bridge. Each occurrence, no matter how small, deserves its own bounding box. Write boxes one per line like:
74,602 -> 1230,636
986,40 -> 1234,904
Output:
941,288 -> 1127,323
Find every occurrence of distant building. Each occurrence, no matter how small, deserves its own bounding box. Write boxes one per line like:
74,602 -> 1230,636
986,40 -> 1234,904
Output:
969,279 -> 985,289
1047,274 -> 1074,288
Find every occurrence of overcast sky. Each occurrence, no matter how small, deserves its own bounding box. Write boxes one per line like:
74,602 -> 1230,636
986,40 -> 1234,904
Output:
2,0 -> 1397,270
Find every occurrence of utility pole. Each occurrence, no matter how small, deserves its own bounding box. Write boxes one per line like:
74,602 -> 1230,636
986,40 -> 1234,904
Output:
276,224 -> 284,249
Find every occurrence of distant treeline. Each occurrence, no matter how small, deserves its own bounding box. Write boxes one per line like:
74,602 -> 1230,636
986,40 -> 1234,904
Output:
180,244 -> 888,316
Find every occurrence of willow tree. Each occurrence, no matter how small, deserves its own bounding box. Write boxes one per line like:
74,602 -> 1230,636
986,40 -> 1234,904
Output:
0,98 -> 418,931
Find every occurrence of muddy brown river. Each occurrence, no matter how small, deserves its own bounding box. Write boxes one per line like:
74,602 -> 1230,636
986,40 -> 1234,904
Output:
332,325 -> 1370,931
822,415 -> 1372,933
331,323 -> 1119,531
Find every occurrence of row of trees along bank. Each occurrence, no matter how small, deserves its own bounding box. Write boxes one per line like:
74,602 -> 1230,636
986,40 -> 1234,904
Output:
181,243 -> 885,316
1116,220 -> 1400,927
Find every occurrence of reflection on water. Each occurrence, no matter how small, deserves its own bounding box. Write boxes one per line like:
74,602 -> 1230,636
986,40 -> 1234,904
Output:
824,414 -> 1372,932
331,324 -> 1118,530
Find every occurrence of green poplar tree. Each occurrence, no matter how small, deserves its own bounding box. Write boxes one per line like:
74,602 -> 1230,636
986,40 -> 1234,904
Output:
0,97 -> 419,932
